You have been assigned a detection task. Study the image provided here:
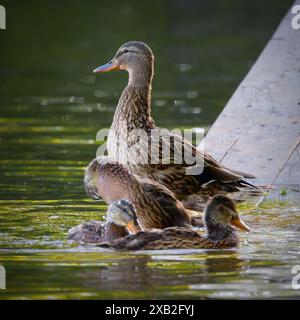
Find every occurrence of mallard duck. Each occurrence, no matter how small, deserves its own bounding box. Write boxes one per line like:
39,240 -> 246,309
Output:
67,199 -> 140,243
84,156 -> 203,230
93,41 -> 260,204
98,193 -> 250,250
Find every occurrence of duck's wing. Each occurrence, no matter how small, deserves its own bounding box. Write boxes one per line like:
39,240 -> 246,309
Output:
140,227 -> 210,250
126,127 -> 260,197
169,129 -> 256,180
98,229 -> 164,250
98,227 -> 215,250
151,129 -> 260,191
140,179 -> 192,227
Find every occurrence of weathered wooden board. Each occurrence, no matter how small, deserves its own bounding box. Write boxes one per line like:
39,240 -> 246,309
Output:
201,1 -> 300,199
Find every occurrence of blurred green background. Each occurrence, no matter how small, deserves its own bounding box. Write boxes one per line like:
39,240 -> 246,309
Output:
0,0 -> 291,200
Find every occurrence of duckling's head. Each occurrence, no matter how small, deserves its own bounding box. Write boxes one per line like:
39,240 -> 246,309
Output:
93,41 -> 154,85
106,199 -> 141,234
84,156 -> 134,203
204,193 -> 250,239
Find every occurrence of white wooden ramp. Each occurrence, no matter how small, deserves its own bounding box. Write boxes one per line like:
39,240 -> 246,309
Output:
201,1 -> 300,200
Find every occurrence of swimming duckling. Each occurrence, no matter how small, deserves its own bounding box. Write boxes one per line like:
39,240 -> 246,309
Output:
98,194 -> 250,250
67,199 -> 140,243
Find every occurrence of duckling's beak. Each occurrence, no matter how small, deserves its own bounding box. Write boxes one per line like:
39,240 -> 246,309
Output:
126,220 -> 141,234
231,216 -> 250,232
93,60 -> 120,73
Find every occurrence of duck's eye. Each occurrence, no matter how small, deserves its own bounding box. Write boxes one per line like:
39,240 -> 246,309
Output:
123,49 -> 128,54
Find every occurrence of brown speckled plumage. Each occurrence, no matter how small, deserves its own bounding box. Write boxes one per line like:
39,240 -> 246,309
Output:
98,194 -> 249,251
67,220 -> 129,243
67,199 -> 136,243
84,156 -> 198,230
94,41 -> 260,202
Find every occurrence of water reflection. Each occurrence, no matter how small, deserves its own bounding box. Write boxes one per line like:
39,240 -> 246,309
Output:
80,256 -> 154,292
203,252 -> 245,273
1,201 -> 300,299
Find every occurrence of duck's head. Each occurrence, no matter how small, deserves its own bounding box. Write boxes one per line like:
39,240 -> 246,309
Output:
93,41 -> 154,85
84,156 -> 135,203
204,193 -> 250,239
106,199 -> 141,234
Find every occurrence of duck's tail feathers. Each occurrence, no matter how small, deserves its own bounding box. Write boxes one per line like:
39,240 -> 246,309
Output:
230,169 -> 256,179
238,179 -> 260,190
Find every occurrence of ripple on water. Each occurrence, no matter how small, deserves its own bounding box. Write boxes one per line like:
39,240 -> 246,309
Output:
0,201 -> 300,299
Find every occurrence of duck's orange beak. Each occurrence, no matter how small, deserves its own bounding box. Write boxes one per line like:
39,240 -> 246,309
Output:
93,60 -> 120,73
126,220 -> 141,234
231,216 -> 250,232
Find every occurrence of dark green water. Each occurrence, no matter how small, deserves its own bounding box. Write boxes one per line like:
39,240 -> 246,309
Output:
1,0 -> 299,299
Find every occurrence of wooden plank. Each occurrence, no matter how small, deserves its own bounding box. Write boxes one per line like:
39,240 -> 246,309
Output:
200,1 -> 300,199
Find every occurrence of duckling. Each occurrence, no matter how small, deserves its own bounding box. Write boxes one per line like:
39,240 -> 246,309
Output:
67,199 -> 140,243
84,156 -> 200,230
93,41 -> 260,203
98,194 -> 250,250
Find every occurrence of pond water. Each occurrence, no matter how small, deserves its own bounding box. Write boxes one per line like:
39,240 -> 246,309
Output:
1,0 -> 299,299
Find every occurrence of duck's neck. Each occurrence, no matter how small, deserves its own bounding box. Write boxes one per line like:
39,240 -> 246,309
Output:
128,63 -> 153,87
112,66 -> 155,130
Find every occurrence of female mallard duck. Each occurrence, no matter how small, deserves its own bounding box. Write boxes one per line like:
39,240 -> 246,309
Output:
98,194 -> 250,250
93,41 -> 260,204
67,199 -> 140,243
84,156 -> 203,230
